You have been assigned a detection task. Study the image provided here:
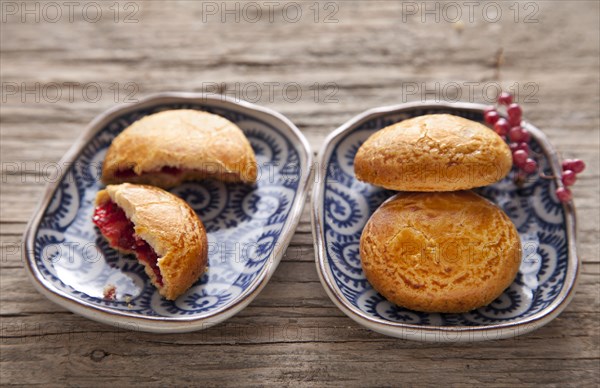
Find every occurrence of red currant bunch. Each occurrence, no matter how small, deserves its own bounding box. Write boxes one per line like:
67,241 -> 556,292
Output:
484,92 -> 536,174
483,91 -> 585,203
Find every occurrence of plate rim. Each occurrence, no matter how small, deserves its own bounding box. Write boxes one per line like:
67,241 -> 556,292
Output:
311,101 -> 579,342
23,92 -> 313,333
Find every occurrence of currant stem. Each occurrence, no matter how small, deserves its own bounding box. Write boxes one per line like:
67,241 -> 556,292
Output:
539,172 -> 556,180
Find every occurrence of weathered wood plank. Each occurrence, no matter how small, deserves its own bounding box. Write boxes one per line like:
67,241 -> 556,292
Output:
1,1 -> 598,386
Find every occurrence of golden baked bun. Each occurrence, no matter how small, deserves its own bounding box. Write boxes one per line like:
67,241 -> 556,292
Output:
354,114 -> 512,191
93,183 -> 208,300
360,191 -> 521,313
102,110 -> 258,188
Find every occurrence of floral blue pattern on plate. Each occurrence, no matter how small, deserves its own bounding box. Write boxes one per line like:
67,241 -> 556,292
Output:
312,102 -> 579,342
24,93 -> 312,333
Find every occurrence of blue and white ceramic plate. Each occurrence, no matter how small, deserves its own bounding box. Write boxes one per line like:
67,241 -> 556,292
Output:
312,102 -> 579,342
24,93 -> 312,333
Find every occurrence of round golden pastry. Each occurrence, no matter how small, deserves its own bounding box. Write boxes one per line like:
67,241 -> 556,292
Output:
354,114 -> 512,191
95,183 -> 208,300
360,191 -> 521,313
102,109 -> 258,188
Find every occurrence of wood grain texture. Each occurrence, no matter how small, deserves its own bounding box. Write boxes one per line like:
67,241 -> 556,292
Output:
1,1 -> 598,386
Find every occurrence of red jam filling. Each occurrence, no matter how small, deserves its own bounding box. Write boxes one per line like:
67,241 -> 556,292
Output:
93,201 -> 163,286
115,166 -> 182,178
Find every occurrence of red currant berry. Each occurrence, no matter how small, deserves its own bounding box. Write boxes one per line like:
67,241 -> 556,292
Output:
509,126 -> 525,142
555,187 -> 572,203
509,142 -> 529,154
484,110 -> 500,125
494,118 -> 510,136
507,103 -> 522,118
523,158 -> 537,174
507,104 -> 522,126
498,92 -> 513,105
510,127 -> 531,143
570,159 -> 586,174
516,142 -> 530,154
562,159 -> 573,171
562,170 -> 577,186
508,115 -> 522,127
484,106 -> 496,115
513,150 -> 528,166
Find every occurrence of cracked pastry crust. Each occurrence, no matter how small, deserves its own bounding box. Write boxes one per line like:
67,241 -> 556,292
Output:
101,109 -> 258,188
95,183 -> 208,300
360,191 -> 521,313
354,114 -> 512,191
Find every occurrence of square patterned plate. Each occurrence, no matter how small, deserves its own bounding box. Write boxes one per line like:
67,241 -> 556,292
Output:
24,93 -> 312,333
311,102 -> 579,342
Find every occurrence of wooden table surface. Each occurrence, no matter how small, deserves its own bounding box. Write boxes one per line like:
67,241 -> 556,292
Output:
1,1 -> 598,386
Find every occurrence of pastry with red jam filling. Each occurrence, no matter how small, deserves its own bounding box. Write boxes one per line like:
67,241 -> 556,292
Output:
101,109 -> 258,188
93,183 -> 208,300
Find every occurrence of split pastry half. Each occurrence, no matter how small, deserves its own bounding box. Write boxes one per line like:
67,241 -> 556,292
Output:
93,183 -> 208,300
101,109 -> 258,188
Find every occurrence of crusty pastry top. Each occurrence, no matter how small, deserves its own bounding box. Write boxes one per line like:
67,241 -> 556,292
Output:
96,183 -> 208,300
360,191 -> 522,313
354,114 -> 512,191
102,109 -> 258,185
